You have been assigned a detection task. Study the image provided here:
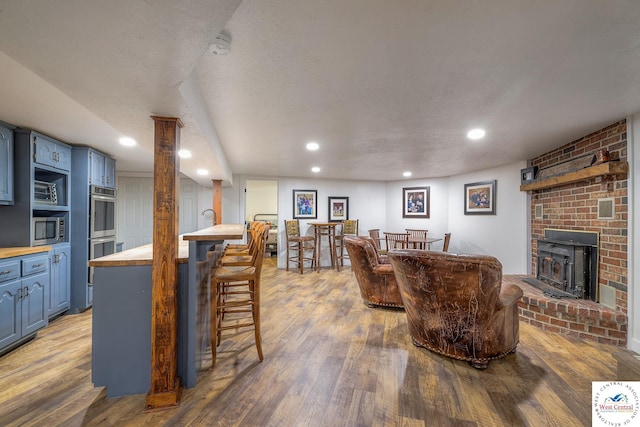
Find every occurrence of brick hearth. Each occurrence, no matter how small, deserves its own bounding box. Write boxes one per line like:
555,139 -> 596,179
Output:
504,275 -> 627,346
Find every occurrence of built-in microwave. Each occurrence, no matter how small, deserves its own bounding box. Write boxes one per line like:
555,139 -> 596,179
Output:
32,216 -> 66,245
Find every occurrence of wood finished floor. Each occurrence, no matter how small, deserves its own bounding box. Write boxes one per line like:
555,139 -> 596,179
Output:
0,257 -> 619,426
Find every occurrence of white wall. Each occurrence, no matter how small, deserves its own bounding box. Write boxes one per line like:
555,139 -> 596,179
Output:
245,180 -> 278,222
116,175 -> 201,250
273,178 -> 387,268
117,163 -> 530,274
447,161 -> 529,274
384,177 -> 450,250
628,114 -> 640,353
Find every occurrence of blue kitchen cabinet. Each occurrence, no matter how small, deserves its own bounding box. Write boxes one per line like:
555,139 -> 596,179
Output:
0,252 -> 49,355
32,132 -> 72,172
89,149 -> 116,188
49,244 -> 70,318
0,122 -> 14,205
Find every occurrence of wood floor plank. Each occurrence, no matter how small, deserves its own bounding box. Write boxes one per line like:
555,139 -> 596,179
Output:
0,258 -> 619,426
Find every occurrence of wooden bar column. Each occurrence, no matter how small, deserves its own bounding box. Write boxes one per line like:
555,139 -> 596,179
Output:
212,179 -> 222,224
146,116 -> 184,410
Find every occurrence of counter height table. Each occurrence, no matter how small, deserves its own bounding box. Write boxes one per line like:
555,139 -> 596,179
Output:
309,222 -> 340,272
89,224 -> 244,397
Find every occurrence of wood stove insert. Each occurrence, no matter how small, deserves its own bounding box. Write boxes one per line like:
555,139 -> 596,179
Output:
536,229 -> 598,301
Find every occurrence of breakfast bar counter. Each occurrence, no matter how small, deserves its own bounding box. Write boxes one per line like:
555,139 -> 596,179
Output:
89,224 -> 244,397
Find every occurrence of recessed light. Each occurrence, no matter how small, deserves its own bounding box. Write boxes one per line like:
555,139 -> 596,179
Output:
306,142 -> 320,151
119,137 -> 136,147
178,149 -> 192,158
467,128 -> 486,140
311,166 -> 321,173
403,171 -> 412,177
196,168 -> 209,176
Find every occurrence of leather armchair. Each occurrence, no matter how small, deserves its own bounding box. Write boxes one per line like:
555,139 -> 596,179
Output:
388,249 -> 522,368
344,236 -> 404,308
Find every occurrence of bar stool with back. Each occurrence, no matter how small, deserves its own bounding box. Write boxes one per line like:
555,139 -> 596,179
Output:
335,219 -> 359,267
210,223 -> 270,368
284,219 -> 316,274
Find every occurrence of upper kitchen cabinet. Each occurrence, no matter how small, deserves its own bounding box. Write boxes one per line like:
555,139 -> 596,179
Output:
0,130 -> 71,248
33,132 -> 71,172
0,122 -> 15,205
89,149 -> 116,188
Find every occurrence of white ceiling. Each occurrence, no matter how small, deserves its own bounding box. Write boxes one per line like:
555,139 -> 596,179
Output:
1,1 -> 639,187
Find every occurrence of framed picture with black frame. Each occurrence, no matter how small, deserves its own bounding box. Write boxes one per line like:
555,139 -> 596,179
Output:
328,196 -> 349,222
464,180 -> 496,215
292,189 -> 318,219
402,187 -> 430,218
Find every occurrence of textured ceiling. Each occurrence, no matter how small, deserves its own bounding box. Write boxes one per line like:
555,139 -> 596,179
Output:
1,1 -> 639,186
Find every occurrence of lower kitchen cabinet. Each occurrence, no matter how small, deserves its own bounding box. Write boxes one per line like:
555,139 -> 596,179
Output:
0,253 -> 49,354
49,244 -> 70,318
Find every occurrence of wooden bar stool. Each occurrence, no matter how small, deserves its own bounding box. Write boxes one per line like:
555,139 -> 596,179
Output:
210,224 -> 270,368
284,219 -> 316,274
335,219 -> 359,267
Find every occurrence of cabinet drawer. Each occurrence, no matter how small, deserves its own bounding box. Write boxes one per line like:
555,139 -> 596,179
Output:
0,260 -> 20,283
21,256 -> 48,276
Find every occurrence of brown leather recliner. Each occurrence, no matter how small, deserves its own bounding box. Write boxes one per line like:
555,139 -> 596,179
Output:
388,249 -> 523,369
344,236 -> 404,308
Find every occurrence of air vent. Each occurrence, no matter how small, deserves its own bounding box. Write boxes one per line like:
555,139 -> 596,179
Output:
597,197 -> 615,220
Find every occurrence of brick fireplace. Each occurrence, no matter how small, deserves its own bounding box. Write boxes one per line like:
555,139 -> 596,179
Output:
520,119 -> 628,345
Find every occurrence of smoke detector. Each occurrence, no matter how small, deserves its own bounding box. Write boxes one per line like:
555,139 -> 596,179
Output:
211,33 -> 231,56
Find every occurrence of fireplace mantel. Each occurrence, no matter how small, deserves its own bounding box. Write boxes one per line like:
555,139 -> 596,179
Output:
520,161 -> 628,192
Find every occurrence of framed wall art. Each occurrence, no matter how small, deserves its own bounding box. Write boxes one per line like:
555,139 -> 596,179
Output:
464,180 -> 496,215
328,197 -> 349,222
292,189 -> 317,219
402,187 -> 430,218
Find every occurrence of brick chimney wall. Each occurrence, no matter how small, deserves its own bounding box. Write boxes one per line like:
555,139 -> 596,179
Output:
529,119 -> 628,314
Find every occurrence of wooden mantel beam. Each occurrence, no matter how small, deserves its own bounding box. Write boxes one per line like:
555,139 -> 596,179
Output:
146,116 -> 184,411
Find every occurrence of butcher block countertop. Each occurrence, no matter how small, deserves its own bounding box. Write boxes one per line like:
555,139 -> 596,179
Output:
182,224 -> 245,241
0,246 -> 51,260
89,224 -> 244,267
88,239 -> 190,267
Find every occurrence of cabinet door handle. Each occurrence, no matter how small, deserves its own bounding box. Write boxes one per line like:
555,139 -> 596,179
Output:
32,263 -> 44,268
18,287 -> 23,300
0,269 -> 14,275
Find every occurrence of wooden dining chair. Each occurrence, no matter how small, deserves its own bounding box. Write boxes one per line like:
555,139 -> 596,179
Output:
405,229 -> 428,249
443,232 -> 452,252
367,229 -> 387,255
384,232 -> 409,250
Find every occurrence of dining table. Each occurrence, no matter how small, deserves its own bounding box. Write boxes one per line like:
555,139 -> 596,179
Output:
409,236 -> 442,250
308,222 -> 340,272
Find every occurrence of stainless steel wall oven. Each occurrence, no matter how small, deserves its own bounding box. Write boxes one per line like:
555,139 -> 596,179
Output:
90,185 -> 116,238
